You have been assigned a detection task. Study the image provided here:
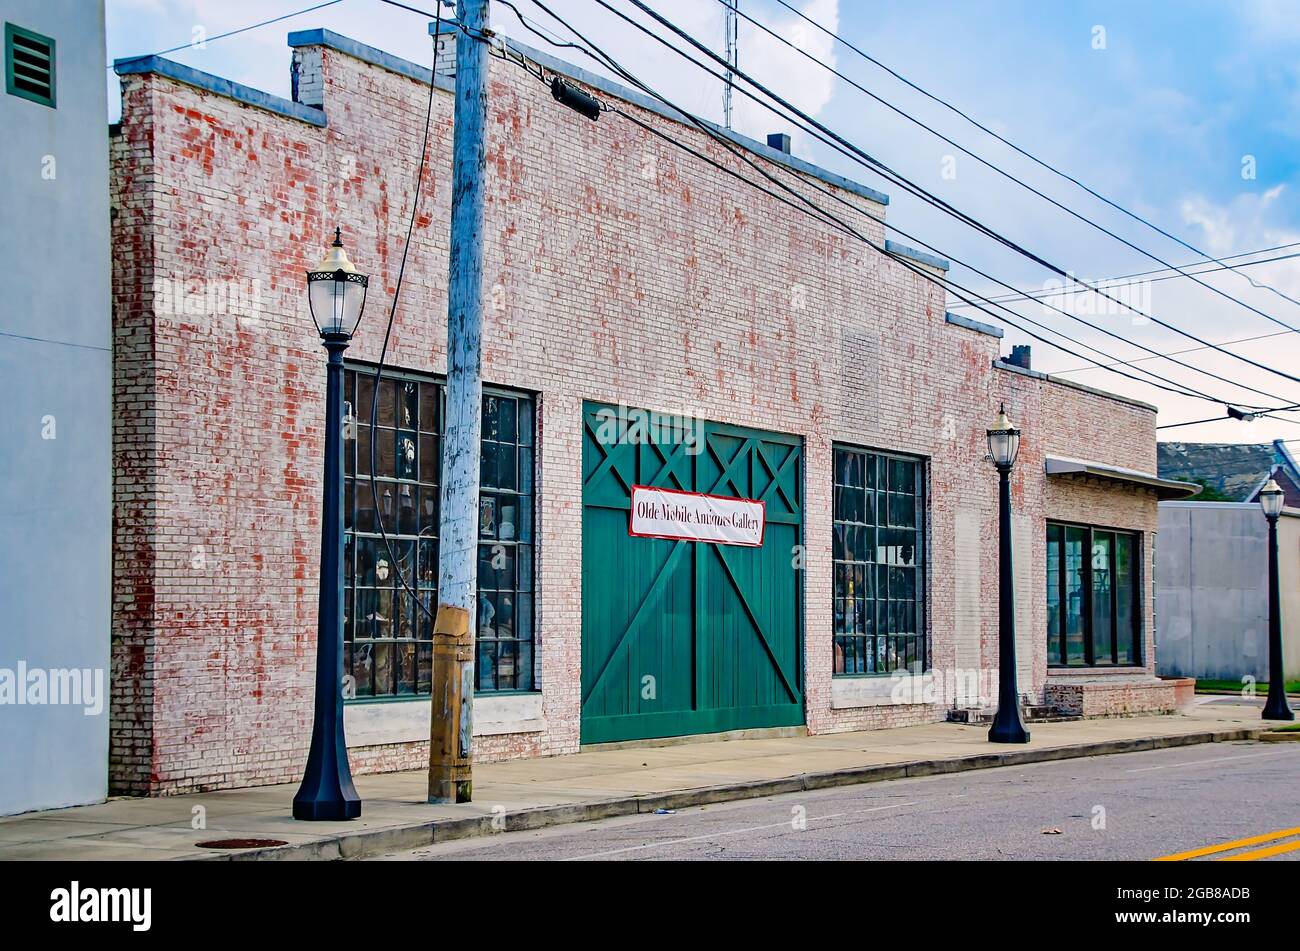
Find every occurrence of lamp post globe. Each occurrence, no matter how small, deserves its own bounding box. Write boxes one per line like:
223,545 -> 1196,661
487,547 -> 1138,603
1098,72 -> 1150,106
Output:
987,403 -> 1021,468
987,403 -> 1030,744
1258,478 -> 1294,722
294,228 -> 368,820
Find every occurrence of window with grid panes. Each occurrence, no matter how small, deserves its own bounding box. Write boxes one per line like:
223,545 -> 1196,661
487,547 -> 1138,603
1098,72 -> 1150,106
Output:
832,446 -> 927,676
1046,522 -> 1140,667
342,367 -> 535,698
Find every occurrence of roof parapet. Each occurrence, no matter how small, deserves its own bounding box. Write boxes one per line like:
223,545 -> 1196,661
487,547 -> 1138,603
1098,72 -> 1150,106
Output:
113,55 -> 328,127
993,358 -> 1158,413
884,240 -> 948,271
945,311 -> 1003,338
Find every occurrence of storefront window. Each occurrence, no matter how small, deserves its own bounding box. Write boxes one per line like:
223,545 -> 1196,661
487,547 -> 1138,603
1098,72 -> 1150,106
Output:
832,446 -> 927,675
1046,525 -> 1061,665
343,367 -> 536,698
1047,521 -> 1140,667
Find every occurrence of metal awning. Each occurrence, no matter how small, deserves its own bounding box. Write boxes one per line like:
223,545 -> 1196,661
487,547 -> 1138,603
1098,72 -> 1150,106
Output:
1044,456 -> 1201,500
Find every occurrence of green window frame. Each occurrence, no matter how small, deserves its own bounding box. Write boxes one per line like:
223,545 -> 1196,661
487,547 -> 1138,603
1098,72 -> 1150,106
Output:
832,445 -> 928,676
342,364 -> 536,699
5,23 -> 56,108
1046,521 -> 1142,667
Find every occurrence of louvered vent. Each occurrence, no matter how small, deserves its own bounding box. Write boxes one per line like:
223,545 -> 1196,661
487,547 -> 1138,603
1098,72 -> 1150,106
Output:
6,24 -> 55,108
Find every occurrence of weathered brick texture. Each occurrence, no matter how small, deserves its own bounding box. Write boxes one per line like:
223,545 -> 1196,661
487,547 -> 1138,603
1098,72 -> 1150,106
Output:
108,34 -> 1167,795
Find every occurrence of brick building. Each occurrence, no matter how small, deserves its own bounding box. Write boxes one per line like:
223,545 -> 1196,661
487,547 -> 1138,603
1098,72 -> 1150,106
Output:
107,25 -> 1197,796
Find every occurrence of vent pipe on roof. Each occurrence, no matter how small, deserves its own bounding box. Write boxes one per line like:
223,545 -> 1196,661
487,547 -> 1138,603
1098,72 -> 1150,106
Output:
1006,345 -> 1032,370
767,132 -> 791,154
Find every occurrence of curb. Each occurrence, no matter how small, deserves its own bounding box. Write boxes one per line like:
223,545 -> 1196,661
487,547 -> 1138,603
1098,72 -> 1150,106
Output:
1258,731 -> 1300,742
199,727 -> 1263,861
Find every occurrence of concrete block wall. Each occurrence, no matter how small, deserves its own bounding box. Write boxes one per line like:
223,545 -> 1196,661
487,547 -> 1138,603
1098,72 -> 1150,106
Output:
108,32 -> 1164,794
1156,502 -> 1300,682
0,0 -> 113,816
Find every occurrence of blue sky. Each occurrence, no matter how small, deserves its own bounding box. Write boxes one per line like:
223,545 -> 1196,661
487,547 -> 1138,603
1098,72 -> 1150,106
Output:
105,0 -> 1300,445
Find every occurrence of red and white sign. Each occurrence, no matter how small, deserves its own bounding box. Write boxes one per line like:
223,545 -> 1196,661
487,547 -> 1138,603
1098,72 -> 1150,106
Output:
629,485 -> 766,547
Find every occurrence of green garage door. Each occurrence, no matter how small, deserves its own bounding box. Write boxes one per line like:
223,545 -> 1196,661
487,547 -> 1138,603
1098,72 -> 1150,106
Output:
581,402 -> 804,744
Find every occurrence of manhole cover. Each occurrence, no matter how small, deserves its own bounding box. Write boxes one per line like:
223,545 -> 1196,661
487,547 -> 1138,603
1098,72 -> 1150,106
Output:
195,838 -> 288,850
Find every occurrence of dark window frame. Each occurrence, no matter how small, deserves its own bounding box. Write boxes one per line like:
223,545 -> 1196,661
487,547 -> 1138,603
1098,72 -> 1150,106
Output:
1046,519 -> 1143,668
831,444 -> 929,677
342,362 -> 538,701
5,23 -> 56,109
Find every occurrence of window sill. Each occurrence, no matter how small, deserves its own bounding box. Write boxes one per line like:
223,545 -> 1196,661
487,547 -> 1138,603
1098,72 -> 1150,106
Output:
344,691 -> 544,747
831,672 -> 934,709
1047,666 -> 1150,681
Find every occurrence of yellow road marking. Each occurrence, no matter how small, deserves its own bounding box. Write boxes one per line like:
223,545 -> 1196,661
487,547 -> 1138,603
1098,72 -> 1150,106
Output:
1154,825 -> 1300,861
1218,838 -> 1300,862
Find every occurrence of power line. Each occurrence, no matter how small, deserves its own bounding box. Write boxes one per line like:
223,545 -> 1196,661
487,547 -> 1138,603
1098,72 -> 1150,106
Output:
498,3 -> 1299,412
1158,408 -> 1300,431
618,0 -> 1300,392
561,0 -> 1300,409
764,0 -> 1300,319
351,0 -> 1300,416
1052,328 -> 1297,378
951,245 -> 1300,309
130,0 -> 1300,397
712,0 -> 1300,337
111,0 -> 347,69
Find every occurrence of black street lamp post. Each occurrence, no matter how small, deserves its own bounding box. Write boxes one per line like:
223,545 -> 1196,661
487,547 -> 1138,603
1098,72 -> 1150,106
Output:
1259,478 -> 1294,722
293,229 -> 369,821
987,404 -> 1030,744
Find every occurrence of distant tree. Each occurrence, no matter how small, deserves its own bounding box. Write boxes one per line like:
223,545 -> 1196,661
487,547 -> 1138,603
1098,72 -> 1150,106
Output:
1189,478 -> 1233,502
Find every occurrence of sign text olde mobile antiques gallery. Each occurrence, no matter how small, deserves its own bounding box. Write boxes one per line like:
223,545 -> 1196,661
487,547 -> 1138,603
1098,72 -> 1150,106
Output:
629,486 -> 766,546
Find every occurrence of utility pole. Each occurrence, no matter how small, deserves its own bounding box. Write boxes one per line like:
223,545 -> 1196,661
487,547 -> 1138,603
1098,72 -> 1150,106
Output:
429,0 -> 489,805
723,0 -> 738,129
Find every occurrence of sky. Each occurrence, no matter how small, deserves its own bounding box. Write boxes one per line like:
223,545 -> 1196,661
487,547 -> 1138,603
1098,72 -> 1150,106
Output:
104,0 -> 1300,447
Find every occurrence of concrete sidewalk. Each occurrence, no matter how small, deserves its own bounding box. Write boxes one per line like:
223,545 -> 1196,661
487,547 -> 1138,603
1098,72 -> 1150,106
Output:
0,698 -> 1270,861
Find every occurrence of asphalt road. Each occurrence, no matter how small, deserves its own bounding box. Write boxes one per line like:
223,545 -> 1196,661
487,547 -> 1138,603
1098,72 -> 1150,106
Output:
369,741 -> 1300,861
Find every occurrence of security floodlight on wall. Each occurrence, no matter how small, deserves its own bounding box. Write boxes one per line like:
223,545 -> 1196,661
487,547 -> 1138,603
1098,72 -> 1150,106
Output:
1259,478 -> 1285,518
307,228 -> 370,338
986,403 -> 1021,469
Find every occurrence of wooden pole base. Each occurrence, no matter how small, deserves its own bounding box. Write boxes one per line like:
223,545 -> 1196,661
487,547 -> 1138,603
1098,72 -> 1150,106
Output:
428,604 -> 474,804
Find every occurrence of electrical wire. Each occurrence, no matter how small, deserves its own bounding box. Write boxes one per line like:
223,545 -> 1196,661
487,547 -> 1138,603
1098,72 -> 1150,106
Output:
532,0 -> 1300,410
362,1 -> 1300,427
571,0 -> 1300,406
112,0 -> 347,69
952,244 -> 1300,309
1158,409 -> 1300,431
708,0 -> 1300,336
365,1 -> 459,630
498,3 -> 1291,410
765,0 -> 1300,318
614,0 -> 1300,393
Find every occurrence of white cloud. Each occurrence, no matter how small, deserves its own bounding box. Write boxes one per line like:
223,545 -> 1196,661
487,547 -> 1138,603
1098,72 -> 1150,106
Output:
1242,0 -> 1300,42
1181,185 -> 1290,258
